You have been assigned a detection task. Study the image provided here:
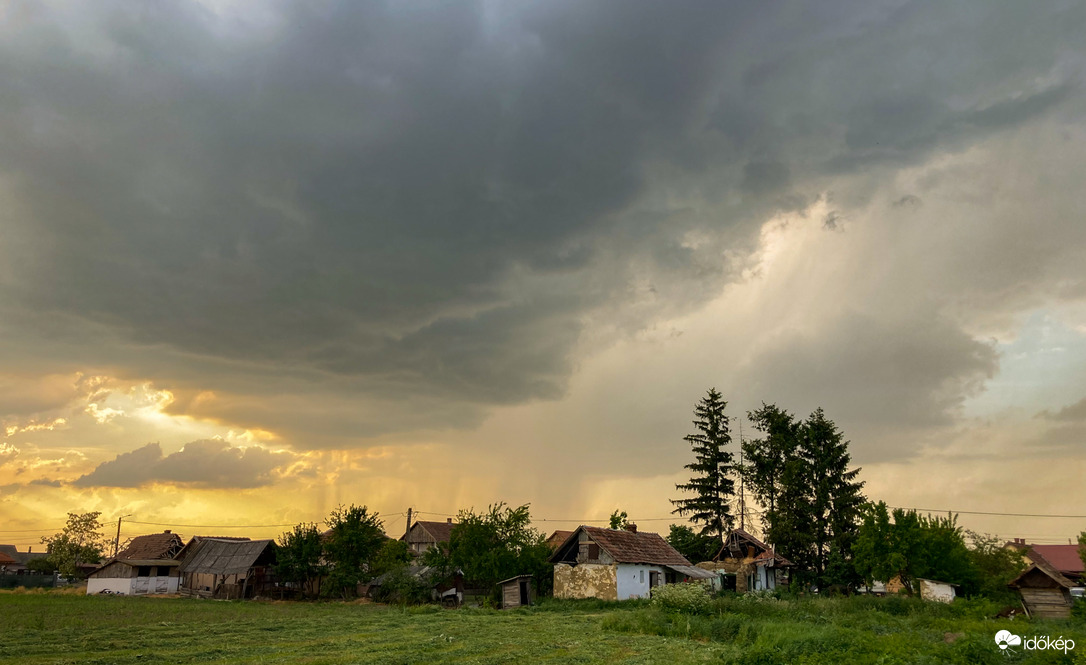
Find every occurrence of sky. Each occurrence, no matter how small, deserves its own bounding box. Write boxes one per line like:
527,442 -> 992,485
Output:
1,0 -> 1085,551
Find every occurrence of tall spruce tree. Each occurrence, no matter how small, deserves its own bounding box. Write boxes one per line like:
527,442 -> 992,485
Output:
671,388 -> 736,544
743,403 -> 801,533
798,408 -> 866,589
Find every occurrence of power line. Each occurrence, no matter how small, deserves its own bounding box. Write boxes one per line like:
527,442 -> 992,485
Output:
890,506 -> 1086,519
125,520 -> 297,528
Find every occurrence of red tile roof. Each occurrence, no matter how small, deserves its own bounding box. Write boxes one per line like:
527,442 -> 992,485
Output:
579,526 -> 691,566
0,551 -> 17,565
1028,545 -> 1085,576
117,532 -> 184,560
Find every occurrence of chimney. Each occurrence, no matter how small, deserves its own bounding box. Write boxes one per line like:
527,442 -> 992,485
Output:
624,523 -> 638,533
447,518 -> 453,524
164,530 -> 171,534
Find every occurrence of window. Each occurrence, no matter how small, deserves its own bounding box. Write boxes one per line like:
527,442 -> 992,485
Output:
640,570 -> 645,584
137,566 -> 152,577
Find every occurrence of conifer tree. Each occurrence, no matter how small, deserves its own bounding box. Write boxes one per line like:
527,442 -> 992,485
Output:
671,388 -> 736,545
799,408 -> 866,589
743,403 -> 801,532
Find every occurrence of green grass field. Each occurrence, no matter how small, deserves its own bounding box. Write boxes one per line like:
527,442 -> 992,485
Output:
1,590 -> 1083,664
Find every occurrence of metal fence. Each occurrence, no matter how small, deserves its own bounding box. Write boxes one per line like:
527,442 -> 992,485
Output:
0,573 -> 61,589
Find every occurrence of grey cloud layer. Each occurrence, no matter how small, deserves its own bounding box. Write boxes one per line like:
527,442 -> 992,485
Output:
0,1 -> 1083,437
72,440 -> 293,488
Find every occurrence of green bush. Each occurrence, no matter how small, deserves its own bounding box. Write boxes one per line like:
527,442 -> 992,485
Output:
651,582 -> 712,614
369,566 -> 433,606
1073,597 -> 1086,623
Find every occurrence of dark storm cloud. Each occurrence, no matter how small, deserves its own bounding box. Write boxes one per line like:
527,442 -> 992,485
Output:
72,440 -> 293,488
0,0 -> 1082,429
735,311 -> 998,443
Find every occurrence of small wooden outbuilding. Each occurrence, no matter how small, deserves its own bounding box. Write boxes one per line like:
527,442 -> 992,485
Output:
498,575 -> 533,609
1009,559 -> 1076,619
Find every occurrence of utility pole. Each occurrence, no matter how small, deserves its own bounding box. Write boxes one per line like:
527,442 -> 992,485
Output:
113,514 -> 131,558
738,421 -> 746,532
404,507 -> 412,540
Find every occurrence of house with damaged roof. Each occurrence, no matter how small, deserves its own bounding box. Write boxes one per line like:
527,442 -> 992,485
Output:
178,537 -> 277,599
550,524 -> 714,600
86,530 -> 184,595
698,528 -> 792,593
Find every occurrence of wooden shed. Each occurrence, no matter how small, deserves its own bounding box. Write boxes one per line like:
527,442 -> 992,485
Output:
498,575 -> 533,609
1009,560 -> 1076,619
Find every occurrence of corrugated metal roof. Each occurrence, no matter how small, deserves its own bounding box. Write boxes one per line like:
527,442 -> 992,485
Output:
667,564 -> 716,579
179,538 -> 275,575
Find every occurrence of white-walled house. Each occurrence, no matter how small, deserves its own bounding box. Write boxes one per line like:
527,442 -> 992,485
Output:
550,524 -> 714,601
86,559 -> 181,595
86,531 -> 184,596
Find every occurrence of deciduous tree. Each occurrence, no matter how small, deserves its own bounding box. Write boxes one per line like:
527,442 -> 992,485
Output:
40,512 -> 107,577
429,503 -> 551,600
322,504 -> 386,598
853,502 -> 975,595
609,510 -> 629,530
275,522 -> 326,598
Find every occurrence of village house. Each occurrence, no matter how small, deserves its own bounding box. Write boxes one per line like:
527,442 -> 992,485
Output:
550,524 -> 714,601
85,530 -> 184,596
1009,557 -> 1077,619
0,550 -> 17,573
401,518 -> 457,555
178,537 -> 276,599
1006,538 -> 1085,584
697,529 -> 792,593
0,544 -> 48,574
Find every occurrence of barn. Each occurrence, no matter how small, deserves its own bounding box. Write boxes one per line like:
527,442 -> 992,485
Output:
178,538 -> 277,599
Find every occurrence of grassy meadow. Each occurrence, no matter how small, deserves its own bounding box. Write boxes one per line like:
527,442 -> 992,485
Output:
1,589 -> 1084,665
